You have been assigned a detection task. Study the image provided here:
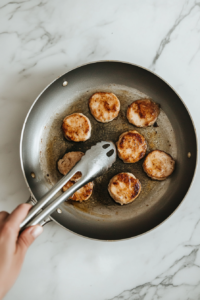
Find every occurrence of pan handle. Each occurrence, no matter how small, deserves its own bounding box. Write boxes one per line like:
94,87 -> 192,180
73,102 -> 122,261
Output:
20,172 -> 90,230
21,175 -> 88,230
26,195 -> 52,227
26,195 -> 37,206
20,166 -> 80,229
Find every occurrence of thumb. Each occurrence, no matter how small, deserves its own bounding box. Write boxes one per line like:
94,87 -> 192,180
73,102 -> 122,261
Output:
17,225 -> 43,254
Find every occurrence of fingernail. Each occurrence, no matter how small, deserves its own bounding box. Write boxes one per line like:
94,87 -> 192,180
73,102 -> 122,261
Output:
30,225 -> 43,238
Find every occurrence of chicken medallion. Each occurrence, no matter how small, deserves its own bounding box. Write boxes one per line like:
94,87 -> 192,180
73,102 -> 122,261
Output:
143,150 -> 175,180
62,113 -> 91,142
58,151 -> 93,201
89,92 -> 120,123
127,99 -> 159,127
116,130 -> 147,163
108,172 -> 141,205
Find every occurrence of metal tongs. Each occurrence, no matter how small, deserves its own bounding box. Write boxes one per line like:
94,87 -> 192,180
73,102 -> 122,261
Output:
20,141 -> 116,230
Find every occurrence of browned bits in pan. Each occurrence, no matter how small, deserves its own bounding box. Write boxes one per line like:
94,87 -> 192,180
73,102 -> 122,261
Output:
108,172 -> 141,205
116,130 -> 147,163
127,99 -> 160,127
143,150 -> 175,180
89,92 -> 120,123
62,113 -> 91,142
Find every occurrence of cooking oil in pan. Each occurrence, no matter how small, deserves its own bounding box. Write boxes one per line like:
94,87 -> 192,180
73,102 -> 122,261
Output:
40,84 -> 177,221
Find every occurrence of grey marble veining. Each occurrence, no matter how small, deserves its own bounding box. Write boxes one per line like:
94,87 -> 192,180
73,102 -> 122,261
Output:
1,0 -> 200,299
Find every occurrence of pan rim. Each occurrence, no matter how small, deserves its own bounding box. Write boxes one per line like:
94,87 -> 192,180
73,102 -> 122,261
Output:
19,60 -> 198,241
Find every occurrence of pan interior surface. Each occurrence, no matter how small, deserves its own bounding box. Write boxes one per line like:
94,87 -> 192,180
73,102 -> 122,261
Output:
21,62 -> 197,240
40,84 -> 177,221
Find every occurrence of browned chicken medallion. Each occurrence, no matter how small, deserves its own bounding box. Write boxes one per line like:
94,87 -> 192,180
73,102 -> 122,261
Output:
116,130 -> 147,163
58,151 -> 93,201
127,99 -> 160,127
89,92 -> 120,123
62,113 -> 91,142
143,150 -> 175,180
108,172 -> 141,205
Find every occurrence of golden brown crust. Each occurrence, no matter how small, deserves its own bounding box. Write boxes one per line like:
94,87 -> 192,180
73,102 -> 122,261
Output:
57,151 -> 93,201
108,172 -> 141,205
62,113 -> 91,142
116,130 -> 147,163
143,150 -> 175,180
63,179 -> 94,201
89,92 -> 120,123
127,99 -> 160,127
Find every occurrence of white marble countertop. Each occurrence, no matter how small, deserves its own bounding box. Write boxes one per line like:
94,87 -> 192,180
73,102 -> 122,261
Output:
1,0 -> 200,299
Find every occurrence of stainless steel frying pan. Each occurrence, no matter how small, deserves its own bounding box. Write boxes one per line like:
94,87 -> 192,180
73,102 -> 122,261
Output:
20,61 -> 197,240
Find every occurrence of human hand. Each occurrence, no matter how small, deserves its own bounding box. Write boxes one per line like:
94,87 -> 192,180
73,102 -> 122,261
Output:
0,204 -> 43,300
